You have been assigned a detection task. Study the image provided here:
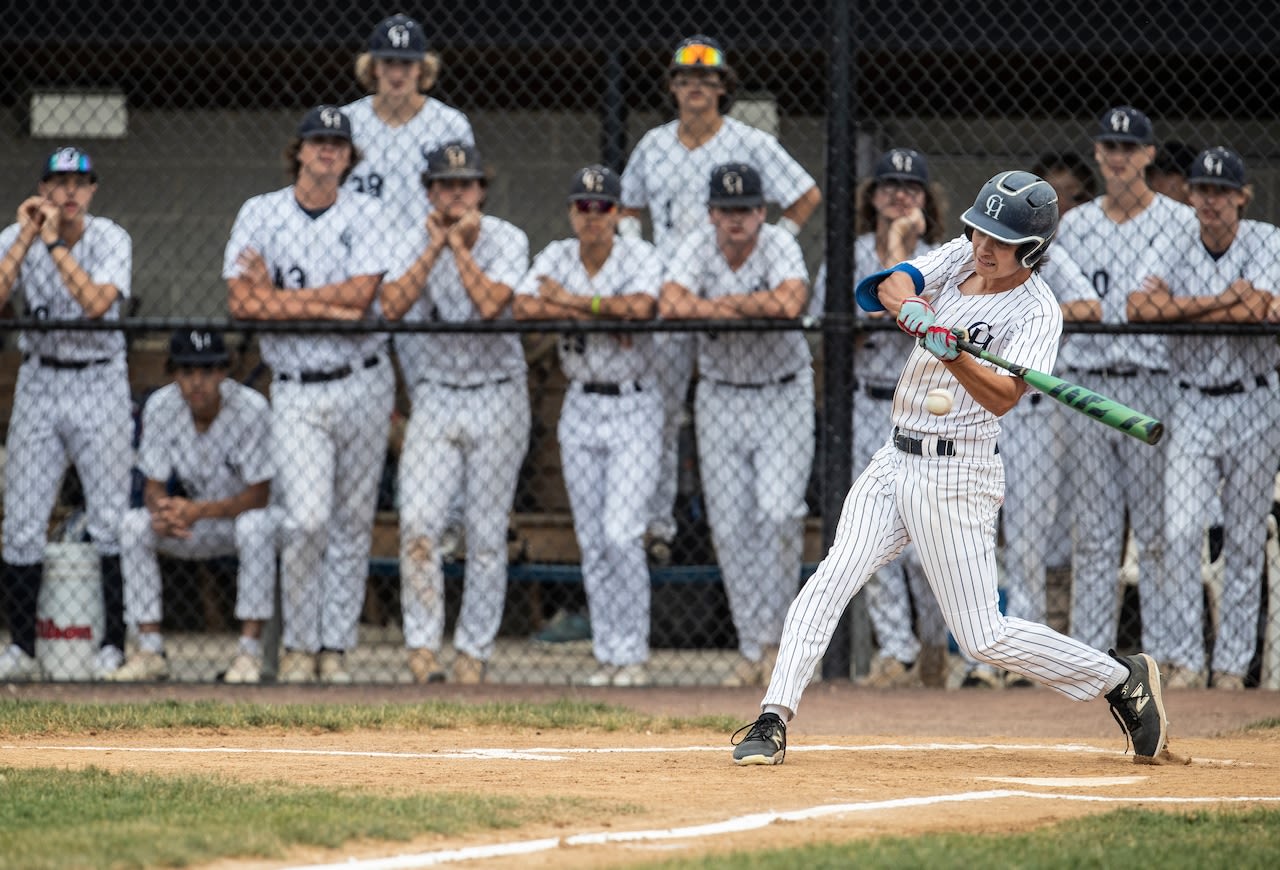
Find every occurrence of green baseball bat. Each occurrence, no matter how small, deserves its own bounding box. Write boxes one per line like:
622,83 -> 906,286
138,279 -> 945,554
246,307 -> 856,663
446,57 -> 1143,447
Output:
954,337 -> 1164,445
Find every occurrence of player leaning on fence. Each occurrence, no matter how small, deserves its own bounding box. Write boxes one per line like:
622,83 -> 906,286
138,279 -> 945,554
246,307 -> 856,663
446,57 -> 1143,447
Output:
0,147 -> 132,682
731,171 -> 1173,766
223,105 -> 393,685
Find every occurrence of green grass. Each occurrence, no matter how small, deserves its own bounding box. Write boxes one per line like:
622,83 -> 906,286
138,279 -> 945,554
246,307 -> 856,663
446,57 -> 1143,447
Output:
640,806 -> 1280,870
0,765 -> 615,870
0,697 -> 739,735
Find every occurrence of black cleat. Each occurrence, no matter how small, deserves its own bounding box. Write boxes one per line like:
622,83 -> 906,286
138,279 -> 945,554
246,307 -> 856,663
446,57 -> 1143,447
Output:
731,712 -> 787,765
1105,650 -> 1168,758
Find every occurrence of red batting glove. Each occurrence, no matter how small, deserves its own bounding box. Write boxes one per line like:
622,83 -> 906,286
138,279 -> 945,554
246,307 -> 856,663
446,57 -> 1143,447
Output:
895,296 -> 935,338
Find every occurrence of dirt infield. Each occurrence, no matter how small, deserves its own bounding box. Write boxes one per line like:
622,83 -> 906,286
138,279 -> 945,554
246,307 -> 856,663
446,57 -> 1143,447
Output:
4,683 -> 1279,869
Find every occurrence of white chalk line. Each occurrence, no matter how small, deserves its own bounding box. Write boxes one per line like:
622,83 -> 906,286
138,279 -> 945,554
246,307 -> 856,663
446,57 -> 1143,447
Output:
282,789 -> 1280,869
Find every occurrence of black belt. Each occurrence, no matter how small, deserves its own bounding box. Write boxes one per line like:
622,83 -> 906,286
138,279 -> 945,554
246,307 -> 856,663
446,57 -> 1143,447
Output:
893,427 -> 998,457
711,372 -> 798,389
1179,373 -> 1272,396
25,354 -> 112,370
278,355 -> 380,383
581,381 -> 640,396
431,376 -> 513,390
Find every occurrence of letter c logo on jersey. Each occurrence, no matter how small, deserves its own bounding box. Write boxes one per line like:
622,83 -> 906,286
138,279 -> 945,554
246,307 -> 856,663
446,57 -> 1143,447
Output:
966,321 -> 994,351
984,195 -> 1005,220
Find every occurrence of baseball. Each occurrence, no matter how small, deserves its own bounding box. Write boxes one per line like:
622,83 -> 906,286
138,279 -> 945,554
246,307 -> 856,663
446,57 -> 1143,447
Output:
924,388 -> 954,415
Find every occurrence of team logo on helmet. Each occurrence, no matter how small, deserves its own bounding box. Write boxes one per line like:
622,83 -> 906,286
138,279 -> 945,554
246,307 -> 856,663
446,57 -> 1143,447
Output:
445,145 -> 469,169
721,171 -> 745,195
189,330 -> 212,351
984,194 -> 1006,220
1201,152 -> 1224,177
387,24 -> 412,48
320,108 -> 343,129
1108,110 -> 1131,133
580,168 -> 606,193
891,151 -> 914,173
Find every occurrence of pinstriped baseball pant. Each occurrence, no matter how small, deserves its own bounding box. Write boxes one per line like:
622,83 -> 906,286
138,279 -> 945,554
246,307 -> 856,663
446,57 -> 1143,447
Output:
763,442 -> 1117,716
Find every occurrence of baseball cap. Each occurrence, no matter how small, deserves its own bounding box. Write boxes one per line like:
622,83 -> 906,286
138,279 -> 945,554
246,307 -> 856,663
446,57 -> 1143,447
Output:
41,146 -> 97,182
670,35 -> 727,70
873,148 -> 929,185
707,162 -> 764,208
297,105 -> 353,141
368,13 -> 427,60
567,165 -> 622,203
425,142 -> 486,181
1187,146 -> 1246,190
168,329 -> 229,368
1095,106 -> 1154,145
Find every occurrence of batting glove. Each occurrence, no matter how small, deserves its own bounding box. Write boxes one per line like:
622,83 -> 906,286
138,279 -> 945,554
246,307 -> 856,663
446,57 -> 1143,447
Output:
921,324 -> 961,361
895,296 -> 935,337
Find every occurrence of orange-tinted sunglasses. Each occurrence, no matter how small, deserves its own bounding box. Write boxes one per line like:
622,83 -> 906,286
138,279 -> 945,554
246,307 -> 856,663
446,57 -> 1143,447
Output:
672,44 -> 723,67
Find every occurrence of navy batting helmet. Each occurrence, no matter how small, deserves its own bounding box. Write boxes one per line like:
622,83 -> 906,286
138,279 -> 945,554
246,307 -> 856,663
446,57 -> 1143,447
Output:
960,171 -> 1059,269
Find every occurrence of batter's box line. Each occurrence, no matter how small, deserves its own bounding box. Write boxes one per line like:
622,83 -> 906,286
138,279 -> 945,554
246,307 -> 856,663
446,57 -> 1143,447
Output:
3,741 -> 1249,767
282,790 -> 1280,870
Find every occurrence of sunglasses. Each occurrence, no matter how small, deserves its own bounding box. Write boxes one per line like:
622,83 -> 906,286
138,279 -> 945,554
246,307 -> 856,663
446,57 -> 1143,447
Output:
573,199 -> 617,214
673,43 -> 723,67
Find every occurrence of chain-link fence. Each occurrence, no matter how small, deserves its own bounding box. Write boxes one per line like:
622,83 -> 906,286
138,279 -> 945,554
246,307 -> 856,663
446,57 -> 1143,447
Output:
2,2 -> 1278,689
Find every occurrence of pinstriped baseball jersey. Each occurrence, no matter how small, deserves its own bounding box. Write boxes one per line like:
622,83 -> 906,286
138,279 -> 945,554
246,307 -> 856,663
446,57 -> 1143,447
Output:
665,223 -> 811,382
515,236 -> 662,384
1054,194 -> 1197,371
1141,219 -> 1280,385
0,215 -> 130,359
341,95 -> 474,230
136,380 -> 273,501
221,187 -> 388,373
891,237 -> 1062,439
389,214 -> 529,387
620,117 -> 815,253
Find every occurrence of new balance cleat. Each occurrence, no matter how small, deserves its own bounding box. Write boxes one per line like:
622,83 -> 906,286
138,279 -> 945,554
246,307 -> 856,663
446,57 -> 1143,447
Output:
1105,650 -> 1168,758
731,712 -> 787,765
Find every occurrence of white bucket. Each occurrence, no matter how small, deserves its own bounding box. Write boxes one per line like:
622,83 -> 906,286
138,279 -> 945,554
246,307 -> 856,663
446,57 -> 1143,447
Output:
36,543 -> 104,681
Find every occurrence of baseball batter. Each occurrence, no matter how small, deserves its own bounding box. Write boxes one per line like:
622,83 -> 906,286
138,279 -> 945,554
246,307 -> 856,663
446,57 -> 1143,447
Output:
620,34 -> 820,557
110,329 -> 277,683
1128,146 -> 1280,689
1053,106 -> 1198,679
343,13 -> 474,231
732,171 -> 1169,765
660,162 -> 814,689
224,105 -> 393,684
0,146 -> 132,681
380,142 -> 529,685
813,148 -> 947,687
513,165 -> 663,687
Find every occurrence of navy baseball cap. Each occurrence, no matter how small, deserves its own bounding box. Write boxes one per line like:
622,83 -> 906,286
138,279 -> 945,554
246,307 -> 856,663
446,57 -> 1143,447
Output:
41,146 -> 97,182
1187,146 -> 1246,190
873,148 -> 929,184
708,162 -> 764,207
1095,106 -> 1154,145
567,165 -> 622,203
297,105 -> 352,141
369,13 -> 427,60
169,329 -> 229,367
425,142 -> 486,181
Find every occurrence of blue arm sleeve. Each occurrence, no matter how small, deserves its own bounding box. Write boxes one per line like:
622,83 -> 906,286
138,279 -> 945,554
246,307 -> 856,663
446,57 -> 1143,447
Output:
853,263 -> 925,313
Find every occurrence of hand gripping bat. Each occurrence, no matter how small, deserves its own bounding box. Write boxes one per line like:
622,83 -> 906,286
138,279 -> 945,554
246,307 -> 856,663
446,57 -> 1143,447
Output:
954,335 -> 1164,445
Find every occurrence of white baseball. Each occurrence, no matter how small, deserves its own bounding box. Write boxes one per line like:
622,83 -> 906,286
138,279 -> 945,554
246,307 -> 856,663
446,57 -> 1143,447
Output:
924,388 -> 954,415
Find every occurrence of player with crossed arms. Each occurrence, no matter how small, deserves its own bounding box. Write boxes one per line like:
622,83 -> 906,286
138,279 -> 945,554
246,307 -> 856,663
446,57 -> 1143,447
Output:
731,171 -> 1170,765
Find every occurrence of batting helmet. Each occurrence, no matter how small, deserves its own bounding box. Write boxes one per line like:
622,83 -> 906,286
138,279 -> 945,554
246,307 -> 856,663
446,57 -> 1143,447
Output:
960,171 -> 1059,269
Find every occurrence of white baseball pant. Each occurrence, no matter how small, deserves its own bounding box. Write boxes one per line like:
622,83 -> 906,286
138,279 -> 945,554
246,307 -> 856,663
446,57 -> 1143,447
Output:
645,332 -> 695,543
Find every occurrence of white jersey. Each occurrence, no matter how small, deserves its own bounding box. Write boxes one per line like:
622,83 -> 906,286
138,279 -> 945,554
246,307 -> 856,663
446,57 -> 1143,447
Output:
621,117 -> 815,253
0,215 -> 131,360
516,236 -> 662,384
1141,219 -> 1280,386
222,186 -> 388,373
891,237 -> 1062,440
137,379 -> 273,501
340,95 -> 474,231
389,214 -> 529,386
667,223 -> 811,383
1054,193 -> 1197,371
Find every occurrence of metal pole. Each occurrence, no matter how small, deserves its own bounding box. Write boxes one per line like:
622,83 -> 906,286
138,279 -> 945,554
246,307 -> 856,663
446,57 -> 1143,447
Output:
601,48 -> 627,171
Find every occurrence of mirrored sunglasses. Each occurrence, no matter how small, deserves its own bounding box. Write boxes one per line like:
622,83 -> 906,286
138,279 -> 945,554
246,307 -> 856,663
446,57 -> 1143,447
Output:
673,43 -> 723,67
573,199 -> 616,214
